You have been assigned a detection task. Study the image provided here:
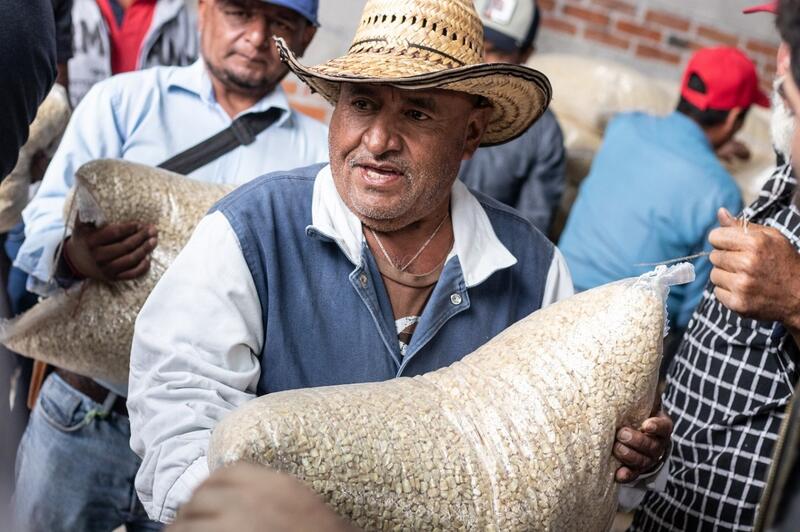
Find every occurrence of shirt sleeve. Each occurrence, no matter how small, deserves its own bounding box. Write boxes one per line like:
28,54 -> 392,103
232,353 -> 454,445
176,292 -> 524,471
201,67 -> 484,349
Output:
674,185 -> 743,328
513,112 -> 567,234
128,211 -> 264,523
542,247 -> 575,307
15,82 -> 124,296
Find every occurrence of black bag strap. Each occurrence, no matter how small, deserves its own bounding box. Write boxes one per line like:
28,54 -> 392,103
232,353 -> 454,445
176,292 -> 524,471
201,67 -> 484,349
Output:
157,107 -> 283,175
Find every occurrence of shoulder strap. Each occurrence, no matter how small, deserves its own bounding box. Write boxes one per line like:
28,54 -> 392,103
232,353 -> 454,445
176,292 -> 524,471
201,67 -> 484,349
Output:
157,107 -> 283,175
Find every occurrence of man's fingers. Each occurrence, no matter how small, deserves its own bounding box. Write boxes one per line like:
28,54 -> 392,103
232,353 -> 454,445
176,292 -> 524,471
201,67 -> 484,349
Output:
616,427 -> 663,459
615,466 -> 637,483
714,286 -> 742,314
83,222 -> 142,247
640,413 -> 673,439
709,267 -> 737,292
717,207 -> 738,228
99,236 -> 155,276
94,229 -> 155,263
114,256 -> 152,280
709,249 -> 751,273
614,441 -> 656,471
708,227 -> 749,252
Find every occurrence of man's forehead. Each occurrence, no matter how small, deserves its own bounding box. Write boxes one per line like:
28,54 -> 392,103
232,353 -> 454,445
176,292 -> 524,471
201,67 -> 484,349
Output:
215,0 -> 305,19
343,84 -> 475,104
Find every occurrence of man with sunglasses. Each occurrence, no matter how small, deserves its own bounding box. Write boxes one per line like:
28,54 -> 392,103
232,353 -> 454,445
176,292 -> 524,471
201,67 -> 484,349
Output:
13,1 -> 327,530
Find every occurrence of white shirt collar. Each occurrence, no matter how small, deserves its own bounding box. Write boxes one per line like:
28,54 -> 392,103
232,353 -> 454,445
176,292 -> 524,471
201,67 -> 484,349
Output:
167,59 -> 293,122
308,165 -> 517,288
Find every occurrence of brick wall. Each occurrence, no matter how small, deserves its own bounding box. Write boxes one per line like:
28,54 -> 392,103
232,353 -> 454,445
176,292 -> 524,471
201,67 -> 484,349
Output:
537,0 -> 780,93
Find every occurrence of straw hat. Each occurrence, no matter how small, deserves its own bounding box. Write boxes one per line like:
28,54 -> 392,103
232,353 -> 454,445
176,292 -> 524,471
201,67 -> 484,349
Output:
275,0 -> 552,146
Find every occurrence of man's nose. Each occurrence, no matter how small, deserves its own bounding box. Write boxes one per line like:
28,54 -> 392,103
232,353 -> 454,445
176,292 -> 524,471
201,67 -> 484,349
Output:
243,16 -> 271,49
361,112 -> 402,155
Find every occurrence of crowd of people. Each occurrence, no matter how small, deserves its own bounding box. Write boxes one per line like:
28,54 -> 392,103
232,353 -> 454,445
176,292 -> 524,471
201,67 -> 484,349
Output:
1,0 -> 799,531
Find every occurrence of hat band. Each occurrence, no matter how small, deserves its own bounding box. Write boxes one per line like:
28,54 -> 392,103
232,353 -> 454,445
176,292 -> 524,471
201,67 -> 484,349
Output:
349,38 -> 468,68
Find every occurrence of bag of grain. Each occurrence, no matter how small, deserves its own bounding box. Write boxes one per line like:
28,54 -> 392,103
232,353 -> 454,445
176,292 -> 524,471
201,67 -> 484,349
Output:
209,263 -> 694,532
0,84 -> 71,232
0,159 -> 233,384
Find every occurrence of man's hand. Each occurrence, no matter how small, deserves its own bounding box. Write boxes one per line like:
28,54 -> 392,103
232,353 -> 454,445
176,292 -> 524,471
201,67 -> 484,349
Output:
168,464 -> 359,532
708,208 -> 800,333
614,401 -> 672,483
716,139 -> 752,164
63,220 -> 157,281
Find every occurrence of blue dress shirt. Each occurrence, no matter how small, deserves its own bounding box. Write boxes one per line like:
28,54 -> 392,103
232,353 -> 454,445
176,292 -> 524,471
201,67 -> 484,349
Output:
559,111 -> 742,329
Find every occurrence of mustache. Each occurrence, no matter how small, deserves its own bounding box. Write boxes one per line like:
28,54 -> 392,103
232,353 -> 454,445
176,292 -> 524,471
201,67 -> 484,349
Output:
348,154 -> 410,175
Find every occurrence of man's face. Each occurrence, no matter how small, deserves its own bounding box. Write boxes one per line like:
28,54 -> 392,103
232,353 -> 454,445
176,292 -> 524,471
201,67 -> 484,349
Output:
771,76 -> 795,158
780,72 -> 800,171
328,84 -> 491,232
198,0 -> 315,95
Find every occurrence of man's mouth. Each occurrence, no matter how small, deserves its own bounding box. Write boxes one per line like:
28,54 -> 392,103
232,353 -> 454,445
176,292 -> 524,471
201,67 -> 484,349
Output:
355,163 -> 404,186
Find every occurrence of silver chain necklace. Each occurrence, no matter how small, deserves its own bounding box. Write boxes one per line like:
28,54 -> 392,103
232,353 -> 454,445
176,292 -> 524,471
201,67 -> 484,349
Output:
369,212 -> 450,272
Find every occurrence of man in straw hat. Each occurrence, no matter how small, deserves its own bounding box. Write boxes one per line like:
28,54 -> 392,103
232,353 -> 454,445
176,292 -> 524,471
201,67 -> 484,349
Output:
128,0 -> 673,523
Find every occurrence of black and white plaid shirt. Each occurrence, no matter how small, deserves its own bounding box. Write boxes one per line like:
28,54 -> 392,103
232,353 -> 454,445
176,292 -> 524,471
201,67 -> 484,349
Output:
632,163 -> 800,531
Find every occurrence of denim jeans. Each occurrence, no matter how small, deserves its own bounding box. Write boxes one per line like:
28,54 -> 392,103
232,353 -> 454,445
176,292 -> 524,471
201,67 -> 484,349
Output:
14,373 -> 162,532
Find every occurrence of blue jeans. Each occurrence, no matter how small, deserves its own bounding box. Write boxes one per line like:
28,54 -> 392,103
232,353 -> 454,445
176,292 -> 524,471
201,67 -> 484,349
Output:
13,373 -> 162,532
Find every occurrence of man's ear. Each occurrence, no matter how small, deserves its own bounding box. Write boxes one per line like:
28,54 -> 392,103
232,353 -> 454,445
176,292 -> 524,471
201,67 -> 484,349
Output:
778,42 -> 791,78
295,25 -> 317,57
197,0 -> 207,28
725,106 -> 745,134
461,103 -> 493,160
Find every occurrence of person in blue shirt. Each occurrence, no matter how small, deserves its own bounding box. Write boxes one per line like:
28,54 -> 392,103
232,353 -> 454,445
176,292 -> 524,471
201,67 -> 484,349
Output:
458,0 -> 566,235
12,1 -> 327,531
559,46 -> 768,350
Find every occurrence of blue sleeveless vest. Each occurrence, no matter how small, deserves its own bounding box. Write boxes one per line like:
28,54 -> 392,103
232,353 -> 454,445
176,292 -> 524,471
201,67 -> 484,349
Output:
212,164 -> 555,394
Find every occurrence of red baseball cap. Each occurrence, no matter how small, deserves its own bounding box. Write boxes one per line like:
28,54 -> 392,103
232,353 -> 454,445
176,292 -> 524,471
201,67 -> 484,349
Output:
743,1 -> 778,14
681,47 -> 770,110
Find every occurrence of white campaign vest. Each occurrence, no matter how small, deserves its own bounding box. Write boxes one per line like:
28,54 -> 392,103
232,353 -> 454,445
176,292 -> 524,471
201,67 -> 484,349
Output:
68,0 -> 198,107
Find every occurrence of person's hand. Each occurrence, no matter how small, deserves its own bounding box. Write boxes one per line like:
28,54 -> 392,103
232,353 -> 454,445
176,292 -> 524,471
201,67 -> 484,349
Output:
613,399 -> 672,483
168,464 -> 359,532
709,207 -> 800,333
62,220 -> 157,281
716,139 -> 751,163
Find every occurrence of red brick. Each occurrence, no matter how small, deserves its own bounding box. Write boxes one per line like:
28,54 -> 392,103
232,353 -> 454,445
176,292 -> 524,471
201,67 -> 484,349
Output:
288,101 -> 330,123
746,38 -> 779,58
645,10 -> 691,32
541,17 -> 579,35
616,20 -> 661,41
563,5 -> 610,27
697,25 -> 739,47
589,0 -> 637,16
281,80 -> 299,95
584,27 -> 630,50
635,43 -> 682,65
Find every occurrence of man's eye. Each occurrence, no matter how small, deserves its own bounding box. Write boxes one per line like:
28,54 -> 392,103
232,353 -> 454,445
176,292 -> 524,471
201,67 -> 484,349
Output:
272,19 -> 293,32
407,110 -> 430,121
352,99 -> 372,111
225,9 -> 250,20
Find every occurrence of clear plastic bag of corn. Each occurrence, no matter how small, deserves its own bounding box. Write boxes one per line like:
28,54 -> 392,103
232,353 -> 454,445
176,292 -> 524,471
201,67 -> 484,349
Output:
209,263 -> 694,532
0,159 -> 234,384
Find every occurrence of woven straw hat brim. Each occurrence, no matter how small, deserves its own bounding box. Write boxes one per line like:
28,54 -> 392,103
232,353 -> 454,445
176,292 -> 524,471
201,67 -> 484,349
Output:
276,39 -> 552,146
